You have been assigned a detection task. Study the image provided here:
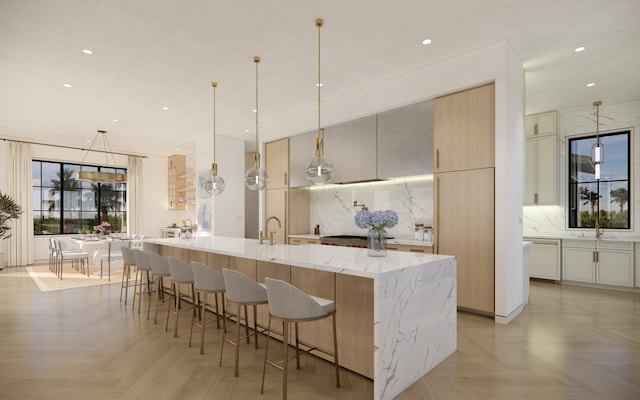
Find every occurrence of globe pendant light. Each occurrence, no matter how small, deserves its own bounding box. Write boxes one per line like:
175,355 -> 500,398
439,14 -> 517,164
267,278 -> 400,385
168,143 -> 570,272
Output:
591,100 -> 604,180
208,81 -> 225,195
304,18 -> 334,185
244,56 -> 269,191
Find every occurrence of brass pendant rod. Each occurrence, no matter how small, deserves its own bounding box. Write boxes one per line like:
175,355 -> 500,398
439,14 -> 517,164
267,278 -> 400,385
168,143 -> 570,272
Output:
254,56 -> 261,168
316,18 -> 324,158
212,82 -> 217,165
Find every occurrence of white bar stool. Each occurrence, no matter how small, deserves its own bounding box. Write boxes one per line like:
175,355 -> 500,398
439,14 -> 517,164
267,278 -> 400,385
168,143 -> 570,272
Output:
261,277 -> 340,400
166,257 -> 197,337
190,261 -> 226,354
220,268 -> 268,377
148,252 -> 171,324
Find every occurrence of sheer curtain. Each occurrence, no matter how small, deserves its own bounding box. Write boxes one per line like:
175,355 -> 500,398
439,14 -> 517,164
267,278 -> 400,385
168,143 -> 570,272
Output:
8,141 -> 34,266
127,156 -> 143,235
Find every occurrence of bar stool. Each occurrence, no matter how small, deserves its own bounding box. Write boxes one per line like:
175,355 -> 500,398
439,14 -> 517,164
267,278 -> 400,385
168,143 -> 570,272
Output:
132,249 -> 153,316
190,261 -> 226,354
148,252 -> 171,324
120,246 -> 137,305
220,268 -> 268,377
167,257 -> 197,337
261,277 -> 340,400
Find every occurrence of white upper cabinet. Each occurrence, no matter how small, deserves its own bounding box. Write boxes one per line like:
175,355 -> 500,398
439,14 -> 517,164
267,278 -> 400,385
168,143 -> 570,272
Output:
524,110 -> 557,205
377,99 -> 433,179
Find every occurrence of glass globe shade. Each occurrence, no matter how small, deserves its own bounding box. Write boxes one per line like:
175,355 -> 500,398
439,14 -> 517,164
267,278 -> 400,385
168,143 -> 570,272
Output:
244,166 -> 269,191
304,156 -> 334,185
211,175 -> 225,195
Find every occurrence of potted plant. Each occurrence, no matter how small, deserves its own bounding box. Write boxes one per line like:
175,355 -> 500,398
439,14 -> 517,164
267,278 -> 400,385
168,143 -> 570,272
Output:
0,191 -> 23,269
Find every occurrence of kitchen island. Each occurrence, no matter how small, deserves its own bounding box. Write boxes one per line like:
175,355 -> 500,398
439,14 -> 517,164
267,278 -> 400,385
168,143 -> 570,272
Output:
144,236 -> 456,400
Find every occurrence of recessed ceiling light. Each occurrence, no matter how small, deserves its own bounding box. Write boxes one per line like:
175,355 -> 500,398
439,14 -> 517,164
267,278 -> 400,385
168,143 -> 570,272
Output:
162,106 -> 169,110
112,119 -> 119,123
574,46 -> 586,53
82,49 -> 93,55
63,83 -> 72,88
252,109 -> 257,113
586,82 -> 595,87
86,139 -> 92,143
316,83 -> 323,87
422,39 -> 432,45
244,129 -> 250,133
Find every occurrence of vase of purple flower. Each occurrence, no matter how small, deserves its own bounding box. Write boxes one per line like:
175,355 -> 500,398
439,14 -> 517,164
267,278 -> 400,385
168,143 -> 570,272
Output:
354,209 -> 399,257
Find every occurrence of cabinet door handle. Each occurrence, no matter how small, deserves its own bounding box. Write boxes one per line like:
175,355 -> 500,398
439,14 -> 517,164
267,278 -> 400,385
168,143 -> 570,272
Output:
595,251 -> 599,263
534,124 -> 538,136
284,172 -> 288,186
534,193 -> 538,204
436,149 -> 440,169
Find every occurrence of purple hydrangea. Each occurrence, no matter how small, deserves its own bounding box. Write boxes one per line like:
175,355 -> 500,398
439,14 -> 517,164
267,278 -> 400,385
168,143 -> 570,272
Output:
354,209 -> 398,230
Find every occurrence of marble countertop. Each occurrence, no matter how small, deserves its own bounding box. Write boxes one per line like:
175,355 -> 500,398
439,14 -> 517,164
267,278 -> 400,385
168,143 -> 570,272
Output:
524,235 -> 640,242
288,233 -> 433,247
145,236 -> 452,279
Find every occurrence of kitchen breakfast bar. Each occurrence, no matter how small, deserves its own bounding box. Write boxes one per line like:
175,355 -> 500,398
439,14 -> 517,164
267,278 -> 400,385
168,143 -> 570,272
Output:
144,236 -> 457,400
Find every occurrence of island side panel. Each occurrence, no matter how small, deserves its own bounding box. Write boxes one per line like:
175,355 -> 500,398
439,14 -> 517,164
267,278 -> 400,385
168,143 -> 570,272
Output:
336,273 -> 374,379
374,256 -> 457,400
291,266 -> 336,358
256,261 -> 291,340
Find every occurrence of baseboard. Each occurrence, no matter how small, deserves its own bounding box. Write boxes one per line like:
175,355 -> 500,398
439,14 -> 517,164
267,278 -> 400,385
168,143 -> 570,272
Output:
494,305 -> 523,325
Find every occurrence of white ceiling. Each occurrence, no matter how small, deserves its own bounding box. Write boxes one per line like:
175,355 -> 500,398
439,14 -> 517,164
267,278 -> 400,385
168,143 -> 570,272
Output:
1,0 -> 639,157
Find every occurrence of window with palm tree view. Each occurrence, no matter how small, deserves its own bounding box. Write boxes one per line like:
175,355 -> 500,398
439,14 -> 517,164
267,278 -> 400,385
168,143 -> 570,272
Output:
568,130 -> 630,229
32,160 -> 127,235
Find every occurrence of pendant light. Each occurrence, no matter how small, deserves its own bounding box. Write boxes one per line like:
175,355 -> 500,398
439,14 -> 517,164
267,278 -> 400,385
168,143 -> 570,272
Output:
304,17 -> 334,185
244,56 -> 269,191
591,100 -> 604,180
76,130 -> 127,183
208,81 -> 225,195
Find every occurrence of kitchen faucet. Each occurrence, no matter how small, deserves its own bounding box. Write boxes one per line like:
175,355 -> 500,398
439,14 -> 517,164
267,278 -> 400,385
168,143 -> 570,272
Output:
259,216 -> 282,245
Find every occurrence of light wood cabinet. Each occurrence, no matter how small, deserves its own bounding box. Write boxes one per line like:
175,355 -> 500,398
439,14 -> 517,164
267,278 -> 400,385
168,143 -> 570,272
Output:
265,188 -> 287,245
528,239 -> 561,280
288,130 -> 316,188
265,138 -> 289,189
435,168 -> 495,313
336,273 -> 374,378
386,243 -> 433,254
376,99 -> 433,178
525,111 -> 557,205
288,237 -> 320,245
563,240 -> 634,287
433,83 -> 495,172
168,154 -> 187,210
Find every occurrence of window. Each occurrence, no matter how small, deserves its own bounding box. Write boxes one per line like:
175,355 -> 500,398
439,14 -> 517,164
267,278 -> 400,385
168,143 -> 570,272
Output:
568,130 -> 630,229
32,161 -> 127,235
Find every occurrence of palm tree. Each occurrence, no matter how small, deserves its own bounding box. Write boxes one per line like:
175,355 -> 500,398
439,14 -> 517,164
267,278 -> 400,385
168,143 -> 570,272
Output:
610,188 -> 629,213
47,167 -> 79,212
580,187 -> 600,216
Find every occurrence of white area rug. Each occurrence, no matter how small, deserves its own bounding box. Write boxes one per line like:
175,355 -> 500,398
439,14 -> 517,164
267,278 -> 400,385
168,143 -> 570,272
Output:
25,262 -> 126,292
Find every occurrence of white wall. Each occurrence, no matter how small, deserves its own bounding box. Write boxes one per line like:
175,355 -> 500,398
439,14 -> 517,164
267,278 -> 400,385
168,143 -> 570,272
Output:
524,99 -> 640,239
194,134 -> 245,237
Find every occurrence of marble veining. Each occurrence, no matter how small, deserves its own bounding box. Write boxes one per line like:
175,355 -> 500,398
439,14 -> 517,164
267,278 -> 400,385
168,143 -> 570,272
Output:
144,236 -> 457,400
308,177 -> 433,238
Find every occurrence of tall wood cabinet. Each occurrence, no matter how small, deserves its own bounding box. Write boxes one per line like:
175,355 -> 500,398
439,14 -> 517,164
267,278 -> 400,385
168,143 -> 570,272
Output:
434,83 -> 496,314
168,154 -> 194,210
265,138 -> 310,244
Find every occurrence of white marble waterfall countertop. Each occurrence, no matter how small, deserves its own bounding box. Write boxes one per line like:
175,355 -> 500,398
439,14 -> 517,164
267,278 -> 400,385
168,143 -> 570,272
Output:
144,236 -> 450,279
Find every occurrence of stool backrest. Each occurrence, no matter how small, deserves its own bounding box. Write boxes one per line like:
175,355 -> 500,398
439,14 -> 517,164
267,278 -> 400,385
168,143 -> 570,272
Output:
222,268 -> 267,304
167,256 -> 194,283
265,278 -> 328,320
148,252 -> 170,276
121,246 -> 137,266
191,262 -> 225,292
132,249 -> 152,271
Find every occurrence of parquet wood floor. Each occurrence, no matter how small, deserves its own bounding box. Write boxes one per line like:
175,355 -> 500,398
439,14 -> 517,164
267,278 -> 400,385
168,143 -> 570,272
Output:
1,266 -> 639,399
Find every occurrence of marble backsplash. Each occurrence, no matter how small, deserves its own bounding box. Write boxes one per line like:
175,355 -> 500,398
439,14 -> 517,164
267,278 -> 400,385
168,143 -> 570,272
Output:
523,99 -> 640,239
306,176 -> 433,239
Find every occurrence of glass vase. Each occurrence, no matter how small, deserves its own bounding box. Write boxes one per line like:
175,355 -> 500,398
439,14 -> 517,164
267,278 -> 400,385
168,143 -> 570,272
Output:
367,229 -> 387,257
